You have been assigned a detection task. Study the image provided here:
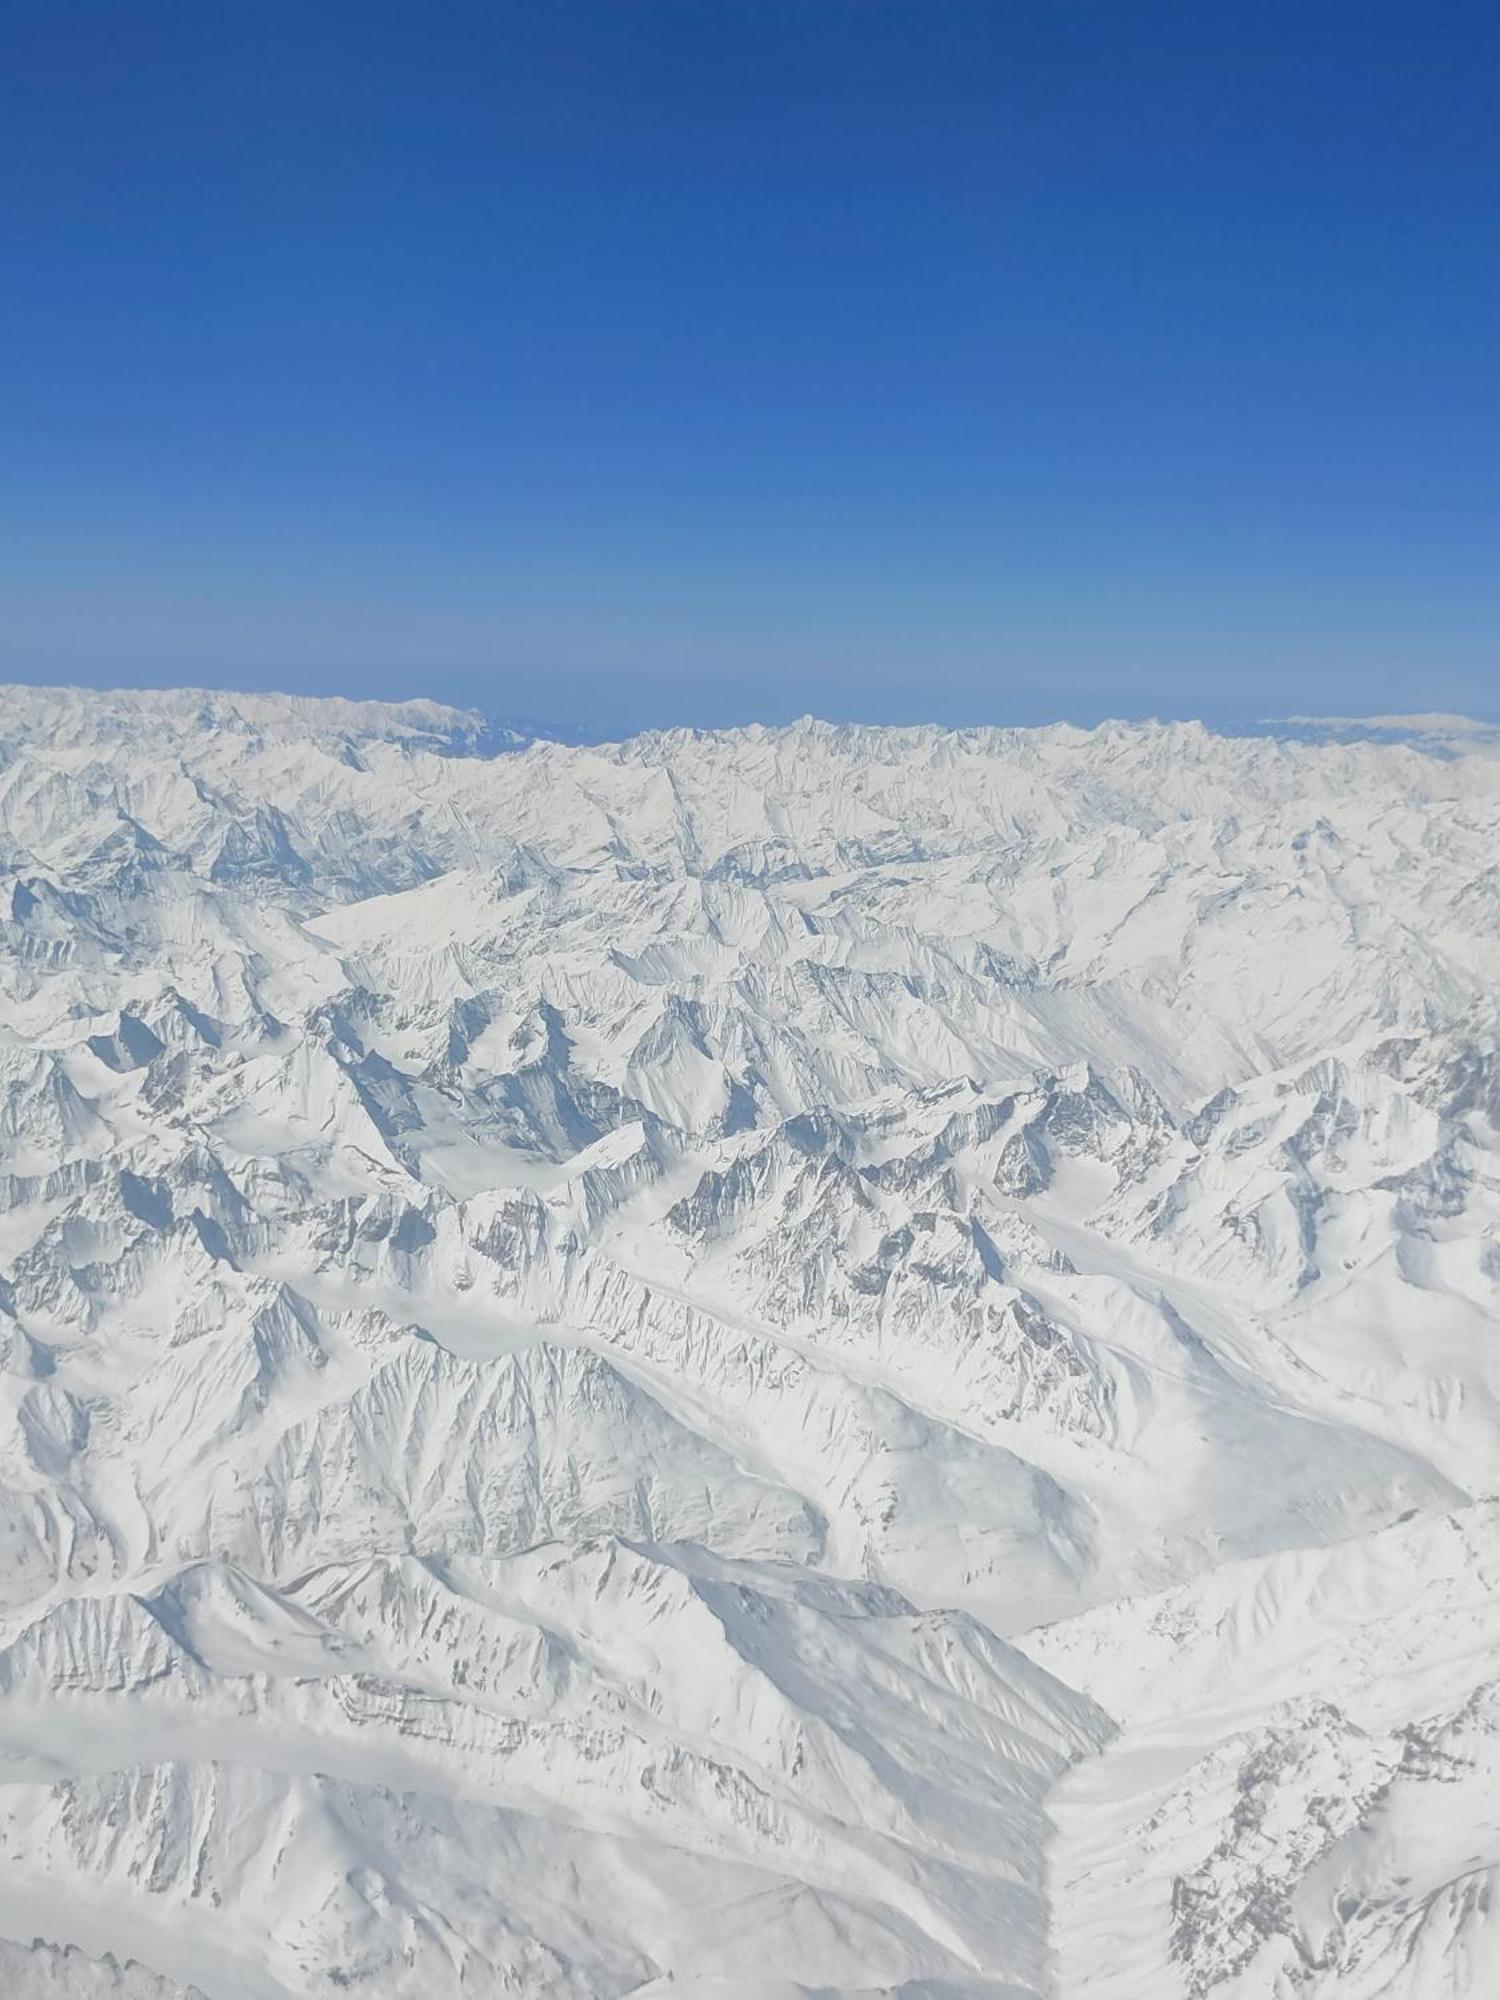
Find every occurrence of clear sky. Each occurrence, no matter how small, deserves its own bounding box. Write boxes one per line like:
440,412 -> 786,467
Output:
2,1 -> 1496,734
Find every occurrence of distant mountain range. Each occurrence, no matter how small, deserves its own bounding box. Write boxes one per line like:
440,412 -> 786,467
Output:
0,683 -> 1496,1997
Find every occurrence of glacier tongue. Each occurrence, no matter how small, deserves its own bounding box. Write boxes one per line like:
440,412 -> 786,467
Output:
0,685 -> 1498,1995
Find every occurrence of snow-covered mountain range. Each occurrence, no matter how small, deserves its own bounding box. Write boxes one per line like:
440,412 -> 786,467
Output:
0,684 -> 1497,1998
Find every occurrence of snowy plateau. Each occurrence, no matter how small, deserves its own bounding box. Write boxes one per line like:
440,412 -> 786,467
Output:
0,684 -> 1498,2000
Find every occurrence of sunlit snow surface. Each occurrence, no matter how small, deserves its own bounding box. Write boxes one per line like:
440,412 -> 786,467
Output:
0,686 -> 1498,1996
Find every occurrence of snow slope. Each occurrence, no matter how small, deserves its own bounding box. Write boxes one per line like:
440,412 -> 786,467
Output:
0,684 -> 1497,1995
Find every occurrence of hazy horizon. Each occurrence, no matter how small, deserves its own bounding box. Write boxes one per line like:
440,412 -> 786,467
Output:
4,673 -> 1497,750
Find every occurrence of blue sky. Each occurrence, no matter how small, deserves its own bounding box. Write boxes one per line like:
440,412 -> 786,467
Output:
2,1 -> 1496,733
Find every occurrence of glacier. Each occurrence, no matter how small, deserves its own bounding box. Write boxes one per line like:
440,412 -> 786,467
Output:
0,683 -> 1497,1997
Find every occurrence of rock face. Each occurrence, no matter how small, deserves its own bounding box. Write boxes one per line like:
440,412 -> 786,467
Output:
0,685 -> 1497,1997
